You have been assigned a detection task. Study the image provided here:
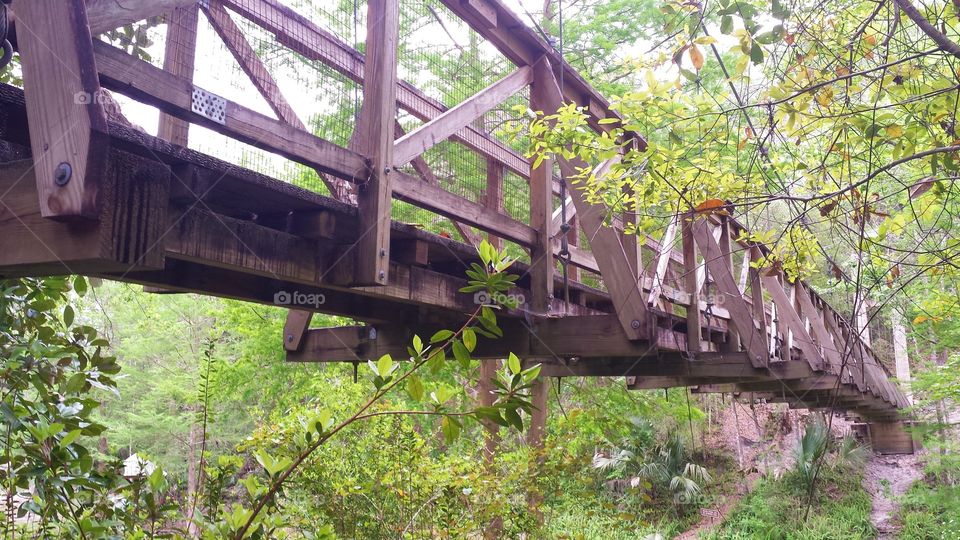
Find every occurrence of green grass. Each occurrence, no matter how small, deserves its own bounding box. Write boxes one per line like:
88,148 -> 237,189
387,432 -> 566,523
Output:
896,482 -> 960,540
701,468 -> 875,540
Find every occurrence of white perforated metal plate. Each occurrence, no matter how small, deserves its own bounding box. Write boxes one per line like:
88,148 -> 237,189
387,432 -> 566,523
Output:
191,87 -> 226,125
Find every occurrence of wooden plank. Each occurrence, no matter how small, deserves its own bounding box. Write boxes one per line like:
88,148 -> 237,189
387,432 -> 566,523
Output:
485,158 -> 504,249
85,0 -> 198,35
283,309 -> 313,352
718,217 -> 740,353
394,66 -> 532,166
794,281 -> 844,372
682,216 -> 702,353
392,170 -> 536,246
648,216 -> 678,307
16,0 -> 109,218
94,41 -> 368,181
690,219 -> 768,367
529,59 -> 555,312
157,3 -> 199,146
352,0 -> 400,285
761,275 -> 826,371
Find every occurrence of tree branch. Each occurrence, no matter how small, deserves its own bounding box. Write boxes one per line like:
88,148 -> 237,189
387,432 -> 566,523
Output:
895,0 -> 960,58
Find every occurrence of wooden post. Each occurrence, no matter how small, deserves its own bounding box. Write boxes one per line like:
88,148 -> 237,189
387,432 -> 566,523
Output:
15,0 -> 109,219
528,66 -> 555,312
157,3 -> 199,146
353,0 -> 399,286
718,217 -> 740,353
682,214 -> 702,354
485,158 -> 504,249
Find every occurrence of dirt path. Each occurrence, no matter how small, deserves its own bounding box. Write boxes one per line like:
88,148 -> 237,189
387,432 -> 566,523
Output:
862,452 -> 923,539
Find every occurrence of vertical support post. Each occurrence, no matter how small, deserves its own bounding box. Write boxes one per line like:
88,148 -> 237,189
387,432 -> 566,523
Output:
528,69 -> 555,312
719,216 -> 740,353
748,248 -> 768,366
478,360 -> 501,463
856,299 -> 872,348
567,213 -> 581,283
485,158 -> 504,250
353,0 -> 399,285
682,214 -> 702,354
622,204 -> 641,289
158,3 -> 199,146
16,0 -> 109,219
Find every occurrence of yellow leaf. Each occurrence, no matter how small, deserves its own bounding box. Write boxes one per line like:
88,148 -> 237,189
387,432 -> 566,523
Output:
816,89 -> 833,107
913,315 -> 928,325
885,124 -> 904,137
689,45 -> 705,71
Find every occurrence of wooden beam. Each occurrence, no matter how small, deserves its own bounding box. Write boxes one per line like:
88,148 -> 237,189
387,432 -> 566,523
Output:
157,3 -> 199,146
84,0 -> 197,35
485,158 -> 504,249
648,216 -> 678,307
794,281 -> 843,371
352,0 -> 400,285
15,0 -> 109,218
682,215 -> 702,353
94,41 -> 368,181
760,275 -> 826,372
529,59 -> 555,313
690,219 -> 768,367
394,66 -> 532,166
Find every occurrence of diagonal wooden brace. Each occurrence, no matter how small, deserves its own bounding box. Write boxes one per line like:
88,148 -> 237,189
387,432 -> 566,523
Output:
16,0 -> 110,219
690,218 -> 768,367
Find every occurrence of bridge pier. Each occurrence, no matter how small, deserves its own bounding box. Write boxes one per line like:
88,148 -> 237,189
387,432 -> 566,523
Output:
866,421 -> 917,454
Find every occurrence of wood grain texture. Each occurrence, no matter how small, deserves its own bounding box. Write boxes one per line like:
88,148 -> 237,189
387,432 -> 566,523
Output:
394,66 -> 531,166
157,3 -> 199,146
16,0 -> 109,218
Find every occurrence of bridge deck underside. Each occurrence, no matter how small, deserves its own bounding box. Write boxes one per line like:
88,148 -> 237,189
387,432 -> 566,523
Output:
0,85 -> 904,421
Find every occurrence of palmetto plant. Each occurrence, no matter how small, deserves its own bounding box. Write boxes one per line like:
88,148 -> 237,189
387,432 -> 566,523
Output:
593,426 -> 711,504
792,414 -> 831,490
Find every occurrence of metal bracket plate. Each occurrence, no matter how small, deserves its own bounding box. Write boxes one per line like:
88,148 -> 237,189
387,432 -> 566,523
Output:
191,87 -> 226,125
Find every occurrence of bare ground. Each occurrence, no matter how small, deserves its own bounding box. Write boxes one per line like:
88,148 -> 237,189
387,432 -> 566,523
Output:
862,451 -> 923,539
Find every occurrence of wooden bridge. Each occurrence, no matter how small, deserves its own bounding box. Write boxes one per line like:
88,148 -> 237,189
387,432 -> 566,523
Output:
0,0 -> 912,451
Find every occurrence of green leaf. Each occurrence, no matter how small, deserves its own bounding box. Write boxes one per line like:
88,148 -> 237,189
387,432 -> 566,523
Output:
376,354 -> 394,378
750,42 -> 764,64
462,328 -> 477,352
441,416 -> 461,444
720,15 -> 733,34
73,276 -> 88,296
412,335 -> 423,355
63,305 -> 74,327
430,329 -> 454,344
60,429 -> 82,448
453,340 -> 471,367
507,353 -> 522,375
406,374 -> 425,402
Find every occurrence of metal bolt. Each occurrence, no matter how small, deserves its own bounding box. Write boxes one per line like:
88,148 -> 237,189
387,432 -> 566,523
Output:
631,319 -> 641,330
379,270 -> 386,280
368,327 -> 378,340
380,249 -> 386,257
286,334 -> 294,343
383,166 -> 392,174
54,162 -> 72,186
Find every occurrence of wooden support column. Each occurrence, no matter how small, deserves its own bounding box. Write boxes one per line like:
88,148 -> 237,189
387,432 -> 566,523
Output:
353,0 -> 399,286
718,217 -> 740,353
485,158 -> 504,249
682,214 -> 702,353
158,2 -> 199,145
15,0 -> 109,219
528,61 -> 555,312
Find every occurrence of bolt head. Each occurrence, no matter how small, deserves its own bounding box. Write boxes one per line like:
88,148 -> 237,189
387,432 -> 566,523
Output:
286,334 -> 294,343
631,319 -> 641,329
378,270 -> 386,280
54,162 -> 72,186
